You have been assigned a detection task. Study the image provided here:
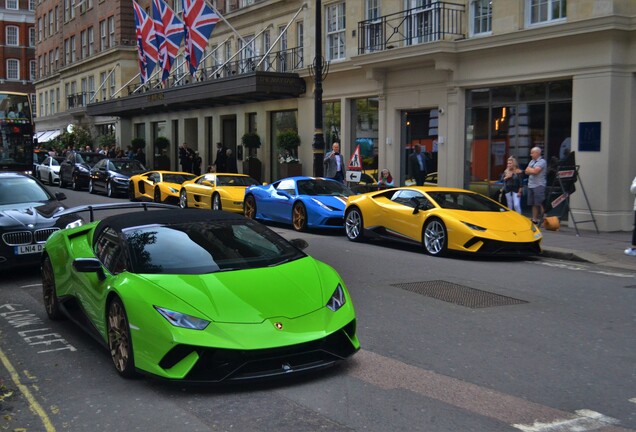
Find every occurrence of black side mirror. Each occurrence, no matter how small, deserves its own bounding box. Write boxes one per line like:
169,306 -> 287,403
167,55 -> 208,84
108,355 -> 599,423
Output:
73,258 -> 106,280
410,197 -> 421,214
55,192 -> 67,201
289,238 -> 309,250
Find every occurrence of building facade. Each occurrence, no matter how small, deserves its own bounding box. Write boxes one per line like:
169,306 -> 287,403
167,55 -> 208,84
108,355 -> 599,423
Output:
0,0 -> 36,101
65,0 -> 636,232
33,0 -> 138,143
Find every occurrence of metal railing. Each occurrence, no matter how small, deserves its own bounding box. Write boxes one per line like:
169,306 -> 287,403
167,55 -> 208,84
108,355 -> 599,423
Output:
358,2 -> 465,55
67,91 -> 95,109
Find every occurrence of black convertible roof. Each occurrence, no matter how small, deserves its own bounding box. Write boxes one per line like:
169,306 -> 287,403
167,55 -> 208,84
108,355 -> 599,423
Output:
101,208 -> 245,233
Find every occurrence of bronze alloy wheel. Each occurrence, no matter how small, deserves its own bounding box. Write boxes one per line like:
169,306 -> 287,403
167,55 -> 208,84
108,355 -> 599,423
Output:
244,195 -> 256,219
42,256 -> 63,320
292,202 -> 307,231
107,298 -> 135,377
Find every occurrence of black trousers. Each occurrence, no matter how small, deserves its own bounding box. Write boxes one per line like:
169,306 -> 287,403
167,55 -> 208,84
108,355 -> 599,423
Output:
632,211 -> 636,246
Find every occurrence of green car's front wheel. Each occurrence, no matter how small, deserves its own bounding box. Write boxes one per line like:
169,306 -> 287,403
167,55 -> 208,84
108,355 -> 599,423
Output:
42,256 -> 64,320
107,297 -> 136,378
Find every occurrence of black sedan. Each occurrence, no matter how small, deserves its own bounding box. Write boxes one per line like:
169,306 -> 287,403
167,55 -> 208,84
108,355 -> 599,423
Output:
89,158 -> 146,197
59,151 -> 105,190
0,172 -> 82,270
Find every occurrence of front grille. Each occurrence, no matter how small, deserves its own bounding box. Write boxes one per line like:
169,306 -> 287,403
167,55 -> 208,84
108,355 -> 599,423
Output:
2,231 -> 33,246
34,228 -> 59,243
475,239 -> 542,255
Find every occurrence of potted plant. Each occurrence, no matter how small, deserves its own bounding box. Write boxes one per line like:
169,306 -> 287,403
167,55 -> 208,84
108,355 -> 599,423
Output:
241,132 -> 262,182
276,129 -> 302,178
154,137 -> 171,170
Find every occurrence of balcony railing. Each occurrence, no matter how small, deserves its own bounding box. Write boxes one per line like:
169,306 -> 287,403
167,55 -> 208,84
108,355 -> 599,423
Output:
358,2 -> 465,55
126,46 -> 304,95
67,91 -> 94,109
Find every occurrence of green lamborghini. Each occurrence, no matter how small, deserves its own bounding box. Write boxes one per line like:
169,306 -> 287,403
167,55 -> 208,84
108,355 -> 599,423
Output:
42,205 -> 359,381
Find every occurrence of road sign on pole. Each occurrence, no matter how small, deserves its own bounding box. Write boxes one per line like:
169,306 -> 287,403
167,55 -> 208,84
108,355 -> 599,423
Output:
346,171 -> 361,182
348,145 -> 362,171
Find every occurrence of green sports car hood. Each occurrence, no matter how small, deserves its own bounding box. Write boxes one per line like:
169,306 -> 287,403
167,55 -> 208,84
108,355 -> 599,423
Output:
137,257 -> 336,324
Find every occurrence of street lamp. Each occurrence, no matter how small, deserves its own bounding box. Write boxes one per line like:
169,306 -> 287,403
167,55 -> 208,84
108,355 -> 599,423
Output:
309,0 -> 329,177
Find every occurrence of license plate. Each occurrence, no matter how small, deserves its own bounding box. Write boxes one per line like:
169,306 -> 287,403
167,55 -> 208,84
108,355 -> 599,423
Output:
15,244 -> 44,255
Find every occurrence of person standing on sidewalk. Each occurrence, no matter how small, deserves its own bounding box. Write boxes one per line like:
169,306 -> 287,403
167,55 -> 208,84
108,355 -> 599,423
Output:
524,147 -> 547,225
625,175 -> 636,256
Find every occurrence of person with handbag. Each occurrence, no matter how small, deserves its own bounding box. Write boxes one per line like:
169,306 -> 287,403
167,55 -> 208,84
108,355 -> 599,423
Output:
501,157 -> 523,213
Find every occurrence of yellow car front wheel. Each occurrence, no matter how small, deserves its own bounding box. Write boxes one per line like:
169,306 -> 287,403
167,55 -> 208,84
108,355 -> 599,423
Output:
345,208 -> 364,242
423,218 -> 447,257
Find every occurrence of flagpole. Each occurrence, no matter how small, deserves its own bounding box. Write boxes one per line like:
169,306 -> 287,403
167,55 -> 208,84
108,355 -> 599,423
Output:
207,1 -> 247,46
256,3 -> 307,69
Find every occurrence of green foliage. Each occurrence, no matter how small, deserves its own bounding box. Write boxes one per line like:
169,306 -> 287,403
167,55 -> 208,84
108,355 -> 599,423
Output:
155,136 -> 170,150
241,132 -> 261,149
97,133 -> 116,149
53,125 -> 93,151
276,129 -> 301,152
131,137 -> 146,151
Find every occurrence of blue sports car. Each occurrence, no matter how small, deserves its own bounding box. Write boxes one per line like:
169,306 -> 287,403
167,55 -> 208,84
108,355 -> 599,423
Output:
244,176 -> 354,231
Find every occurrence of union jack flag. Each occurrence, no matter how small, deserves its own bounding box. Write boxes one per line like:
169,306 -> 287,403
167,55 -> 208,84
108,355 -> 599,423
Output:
182,0 -> 220,76
133,0 -> 159,83
152,0 -> 184,82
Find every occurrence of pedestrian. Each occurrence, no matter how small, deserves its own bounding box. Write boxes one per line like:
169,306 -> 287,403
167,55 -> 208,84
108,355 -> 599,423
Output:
192,151 -> 202,176
213,142 -> 228,172
134,147 -> 146,167
524,146 -> 547,225
377,168 -> 394,188
625,175 -> 636,256
408,144 -> 427,186
179,143 -> 192,173
225,148 -> 237,173
323,142 -> 345,183
501,156 -> 523,213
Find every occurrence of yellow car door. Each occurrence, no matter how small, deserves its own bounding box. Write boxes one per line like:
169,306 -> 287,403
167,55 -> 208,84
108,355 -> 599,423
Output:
382,189 -> 430,241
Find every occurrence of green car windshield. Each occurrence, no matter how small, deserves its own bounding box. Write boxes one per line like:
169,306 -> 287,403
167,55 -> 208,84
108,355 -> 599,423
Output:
124,219 -> 305,274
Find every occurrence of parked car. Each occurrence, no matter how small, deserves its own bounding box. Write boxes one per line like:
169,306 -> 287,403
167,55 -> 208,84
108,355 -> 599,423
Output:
0,172 -> 82,270
36,156 -> 64,185
41,205 -> 359,381
88,158 -> 146,197
244,176 -> 355,231
59,151 -> 105,190
128,170 -> 196,204
32,148 -> 49,176
344,186 -> 542,257
179,173 -> 259,213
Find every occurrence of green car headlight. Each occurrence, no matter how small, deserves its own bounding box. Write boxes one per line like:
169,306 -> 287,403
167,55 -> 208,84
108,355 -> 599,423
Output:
462,221 -> 487,232
326,284 -> 346,312
154,306 -> 210,330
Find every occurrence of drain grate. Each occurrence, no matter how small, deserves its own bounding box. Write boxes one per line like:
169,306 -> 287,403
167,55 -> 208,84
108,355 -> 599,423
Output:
391,280 -> 528,309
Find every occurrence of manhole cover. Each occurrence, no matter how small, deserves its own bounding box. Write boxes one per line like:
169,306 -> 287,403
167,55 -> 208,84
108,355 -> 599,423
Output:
391,280 -> 528,309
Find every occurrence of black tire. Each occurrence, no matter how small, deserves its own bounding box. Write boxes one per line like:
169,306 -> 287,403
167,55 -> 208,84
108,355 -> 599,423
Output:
72,174 -> 81,191
42,256 -> 64,320
107,297 -> 136,378
106,181 -> 114,198
244,195 -> 256,219
153,187 -> 162,203
59,173 -> 67,188
345,207 -> 365,242
48,174 -> 53,185
422,218 -> 448,257
128,183 -> 138,202
179,189 -> 188,209
88,179 -> 95,194
292,202 -> 308,232
212,193 -> 222,211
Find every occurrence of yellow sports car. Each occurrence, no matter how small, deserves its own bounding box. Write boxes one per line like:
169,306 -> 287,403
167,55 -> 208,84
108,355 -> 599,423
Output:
179,173 -> 260,213
128,171 -> 196,205
344,186 -> 542,257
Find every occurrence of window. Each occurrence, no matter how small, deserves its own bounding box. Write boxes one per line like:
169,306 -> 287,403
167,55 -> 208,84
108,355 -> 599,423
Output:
49,49 -> 54,73
6,0 -> 18,10
173,0 -> 182,14
81,30 -> 87,58
30,60 -> 36,81
70,35 -> 76,62
88,75 -> 95,103
55,48 -> 59,69
527,0 -> 566,25
38,55 -> 43,77
55,6 -> 59,32
6,26 -> 18,46
296,21 -> 304,68
108,16 -> 115,48
64,0 -> 70,21
470,0 -> 492,35
64,38 -> 70,64
70,0 -> 75,19
326,2 -> 345,61
363,0 -> 382,52
109,73 -> 115,97
50,89 -> 55,114
100,72 -> 107,101
48,10 -> 53,35
6,59 -> 19,80
100,20 -> 106,50
88,27 -> 94,55
29,27 -> 35,46
277,25 -> 287,71
44,13 -> 48,38
38,18 -> 42,42
29,0 -> 35,11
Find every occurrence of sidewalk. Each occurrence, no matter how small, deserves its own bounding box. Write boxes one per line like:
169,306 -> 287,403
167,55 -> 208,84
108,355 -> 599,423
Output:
539,225 -> 635,271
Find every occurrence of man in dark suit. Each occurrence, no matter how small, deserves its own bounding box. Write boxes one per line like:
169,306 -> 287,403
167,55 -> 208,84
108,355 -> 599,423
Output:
408,144 -> 427,186
214,142 -> 228,172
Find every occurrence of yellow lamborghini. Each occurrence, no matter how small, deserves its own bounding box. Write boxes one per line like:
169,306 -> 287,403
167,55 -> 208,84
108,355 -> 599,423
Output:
344,186 -> 542,257
128,171 -> 196,205
179,173 -> 260,213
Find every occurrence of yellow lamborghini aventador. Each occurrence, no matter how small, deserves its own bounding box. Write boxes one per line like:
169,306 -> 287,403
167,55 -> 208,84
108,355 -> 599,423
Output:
129,171 -> 196,205
179,173 -> 260,213
344,186 -> 542,257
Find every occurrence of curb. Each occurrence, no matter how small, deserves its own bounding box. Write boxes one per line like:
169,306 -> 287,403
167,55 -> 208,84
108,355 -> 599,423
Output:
540,247 -> 590,263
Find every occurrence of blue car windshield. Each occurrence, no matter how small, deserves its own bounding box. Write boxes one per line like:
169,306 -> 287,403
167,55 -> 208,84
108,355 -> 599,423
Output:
297,179 -> 354,197
124,219 -> 305,274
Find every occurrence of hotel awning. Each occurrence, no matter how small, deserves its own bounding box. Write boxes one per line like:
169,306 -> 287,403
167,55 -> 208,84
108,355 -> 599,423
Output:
36,130 -> 62,143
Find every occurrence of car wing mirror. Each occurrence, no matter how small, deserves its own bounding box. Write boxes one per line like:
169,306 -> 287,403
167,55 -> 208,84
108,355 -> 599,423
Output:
410,197 -> 421,214
55,192 -> 67,201
289,238 -> 308,250
202,181 -> 214,187
276,190 -> 291,199
72,258 -> 106,280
